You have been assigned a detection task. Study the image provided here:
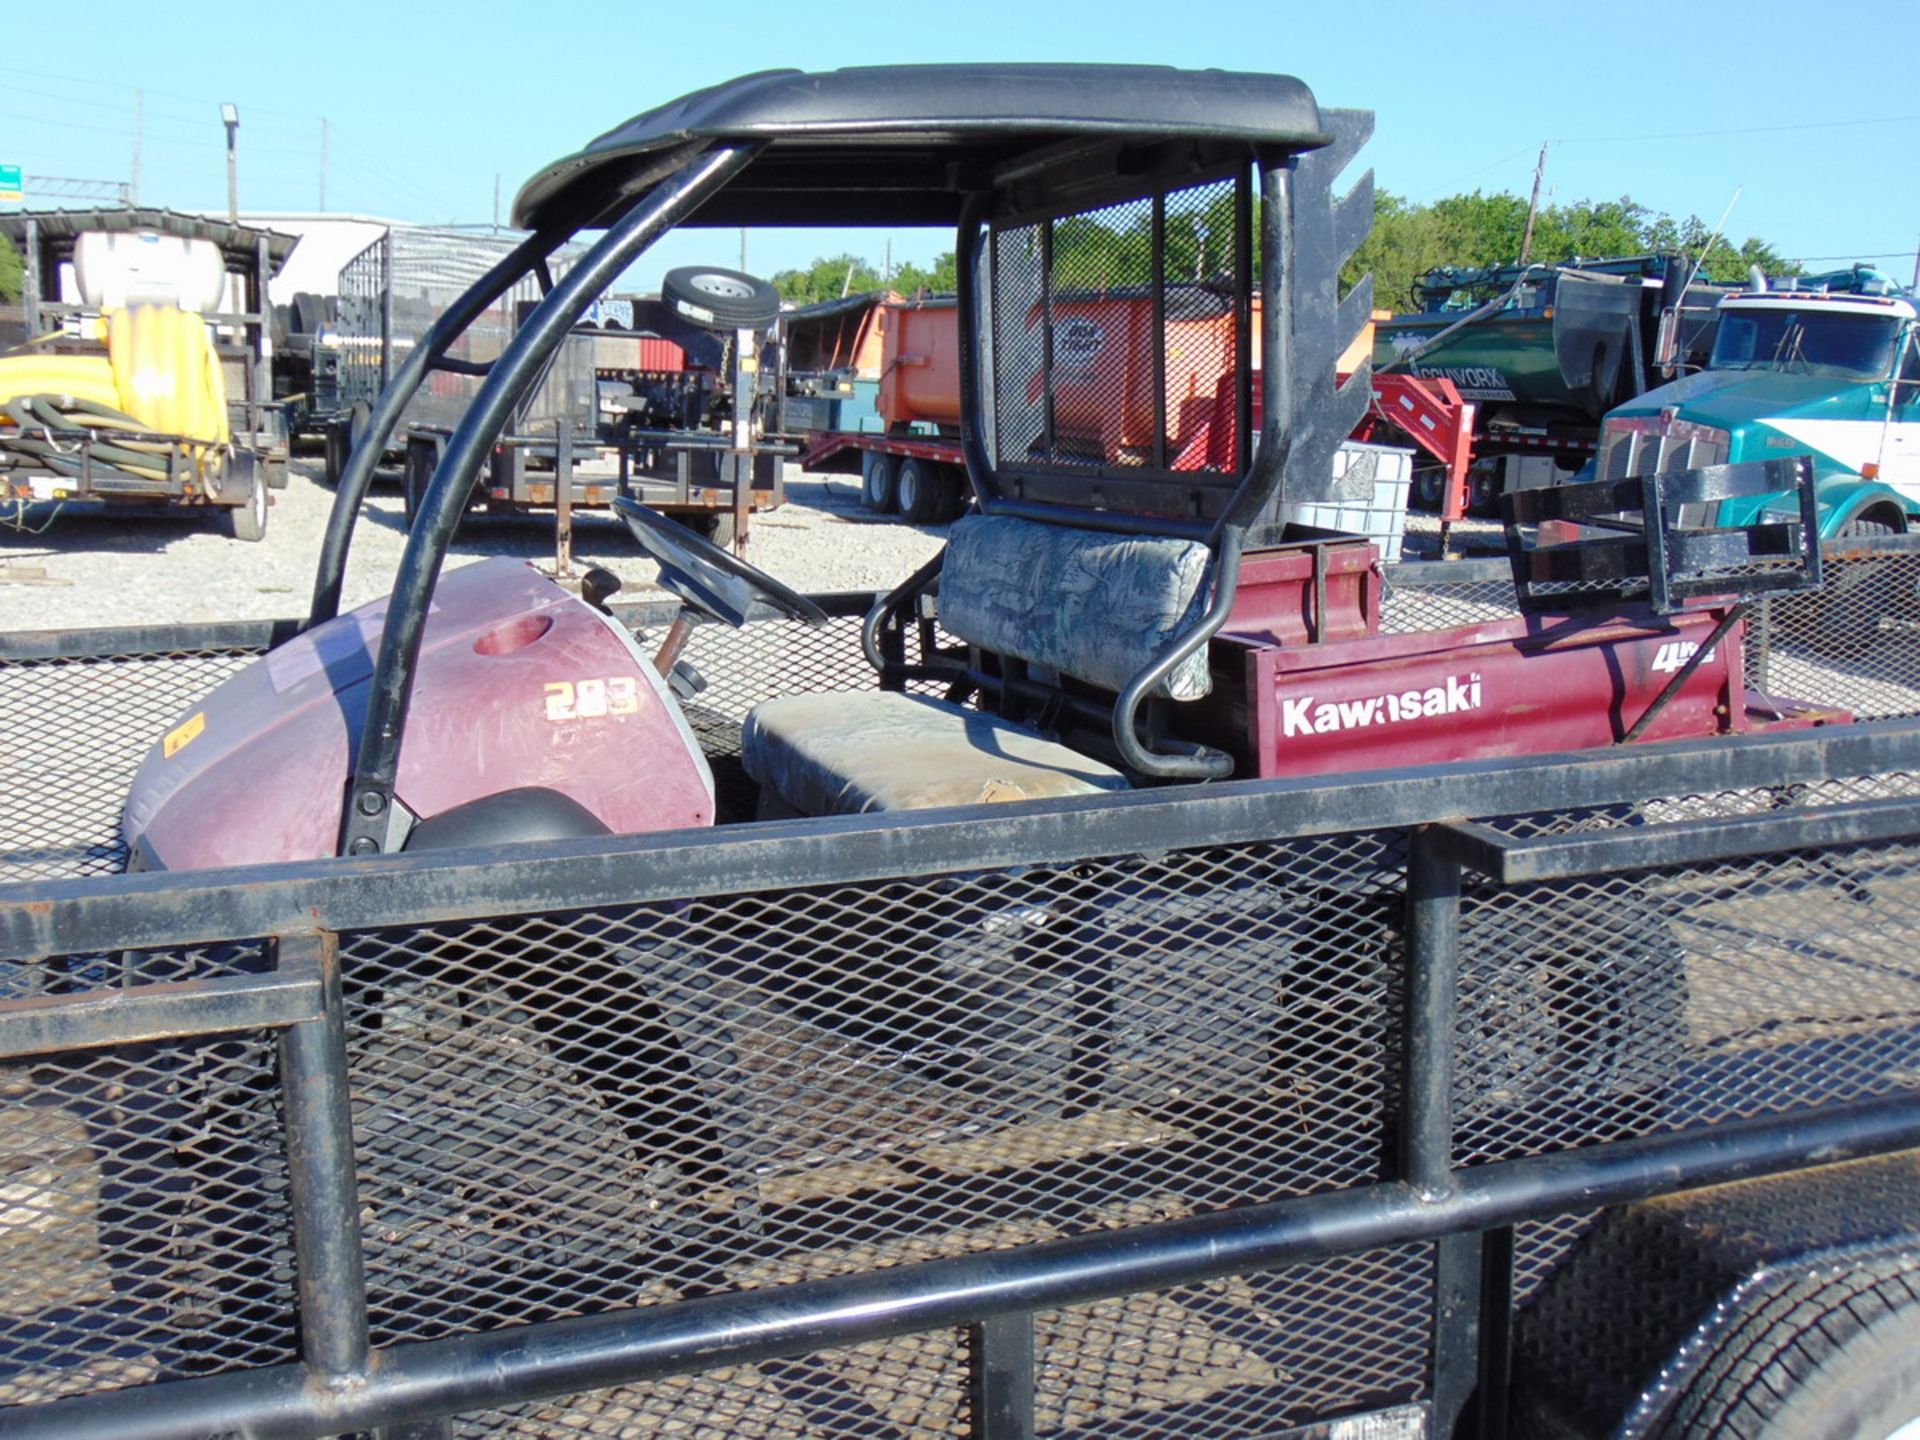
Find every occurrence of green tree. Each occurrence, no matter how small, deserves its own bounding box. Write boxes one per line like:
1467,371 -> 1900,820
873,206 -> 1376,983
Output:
891,251 -> 959,296
0,234 -> 21,303
771,252 -> 888,306
771,249 -> 963,303
1341,188 -> 1795,309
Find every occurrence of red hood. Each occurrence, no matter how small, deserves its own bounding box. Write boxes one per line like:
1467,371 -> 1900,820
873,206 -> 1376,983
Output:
123,558 -> 713,870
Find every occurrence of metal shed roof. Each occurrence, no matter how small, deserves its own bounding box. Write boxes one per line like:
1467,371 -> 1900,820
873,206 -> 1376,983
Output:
513,64 -> 1326,231
0,208 -> 299,275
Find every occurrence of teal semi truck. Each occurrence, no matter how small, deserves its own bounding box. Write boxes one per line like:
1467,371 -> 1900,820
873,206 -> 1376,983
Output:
1593,273 -> 1920,537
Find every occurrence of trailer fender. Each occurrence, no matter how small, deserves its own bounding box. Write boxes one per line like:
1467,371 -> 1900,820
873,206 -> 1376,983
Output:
1507,1152 -> 1920,1439
346,915 -> 756,1307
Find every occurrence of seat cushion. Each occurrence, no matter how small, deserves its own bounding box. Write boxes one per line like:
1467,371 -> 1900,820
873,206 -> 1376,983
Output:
939,514 -> 1215,701
742,690 -> 1129,816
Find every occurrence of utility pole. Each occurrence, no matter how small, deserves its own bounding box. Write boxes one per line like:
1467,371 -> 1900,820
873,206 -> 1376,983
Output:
319,118 -> 329,212
221,104 -> 239,221
1911,234 -> 1919,293
739,226 -> 748,272
493,174 -> 501,230
1518,142 -> 1548,264
131,88 -> 142,206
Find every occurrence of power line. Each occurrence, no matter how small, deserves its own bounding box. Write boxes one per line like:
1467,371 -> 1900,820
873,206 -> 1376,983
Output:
1785,250 -> 1920,263
1552,114 -> 1920,145
5,74 -> 475,222
0,106 -> 141,139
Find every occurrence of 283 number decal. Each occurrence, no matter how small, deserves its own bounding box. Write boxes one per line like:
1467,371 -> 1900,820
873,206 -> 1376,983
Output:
544,676 -> 643,721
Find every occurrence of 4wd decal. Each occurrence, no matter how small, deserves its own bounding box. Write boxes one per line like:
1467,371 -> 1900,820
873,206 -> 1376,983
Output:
1650,641 -> 1715,674
1281,673 -> 1483,739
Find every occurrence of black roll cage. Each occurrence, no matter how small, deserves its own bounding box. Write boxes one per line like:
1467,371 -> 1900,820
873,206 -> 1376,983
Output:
318,98 -> 1330,855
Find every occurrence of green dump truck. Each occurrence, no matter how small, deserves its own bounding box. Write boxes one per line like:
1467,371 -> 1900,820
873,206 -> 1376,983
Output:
1374,254 -> 1728,510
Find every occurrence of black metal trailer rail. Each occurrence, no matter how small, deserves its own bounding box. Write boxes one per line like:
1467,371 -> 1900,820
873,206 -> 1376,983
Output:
3,540 -> 1920,1438
0,706 -> 1917,1438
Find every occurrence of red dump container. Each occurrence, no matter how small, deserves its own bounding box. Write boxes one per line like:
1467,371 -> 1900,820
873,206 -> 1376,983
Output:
1043,291 -> 1262,463
876,298 -> 963,430
875,290 -> 1261,463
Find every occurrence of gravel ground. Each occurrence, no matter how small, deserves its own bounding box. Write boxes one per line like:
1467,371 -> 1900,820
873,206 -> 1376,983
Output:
0,459 -> 951,632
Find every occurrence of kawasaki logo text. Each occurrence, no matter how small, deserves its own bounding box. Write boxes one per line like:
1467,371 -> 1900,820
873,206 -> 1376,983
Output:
1281,673 -> 1483,739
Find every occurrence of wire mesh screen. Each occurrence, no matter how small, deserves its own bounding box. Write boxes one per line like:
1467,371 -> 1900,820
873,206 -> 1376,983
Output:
0,946 -> 292,1408
622,605 -> 910,822
336,827 -> 1418,1429
334,235 -> 389,416
1031,1252 -> 1427,1436
465,1332 -> 971,1437
0,647 -> 264,885
1750,547 -> 1920,720
1378,569 -> 1520,634
1449,823 -> 1920,1169
334,227 -> 586,431
990,221 -> 1047,473
1377,543 -> 1920,725
659,610 -> 879,744
987,177 -> 1246,479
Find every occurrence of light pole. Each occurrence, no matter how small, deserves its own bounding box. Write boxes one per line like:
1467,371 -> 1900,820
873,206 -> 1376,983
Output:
220,103 -> 239,221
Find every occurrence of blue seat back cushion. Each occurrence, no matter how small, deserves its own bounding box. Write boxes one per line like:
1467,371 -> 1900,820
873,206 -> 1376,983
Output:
937,514 -> 1213,701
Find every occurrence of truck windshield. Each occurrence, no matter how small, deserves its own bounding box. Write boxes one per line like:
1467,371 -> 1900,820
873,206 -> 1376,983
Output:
1710,308 -> 1902,379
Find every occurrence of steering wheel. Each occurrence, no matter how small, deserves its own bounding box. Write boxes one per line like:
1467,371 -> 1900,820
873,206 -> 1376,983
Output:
613,496 -> 828,629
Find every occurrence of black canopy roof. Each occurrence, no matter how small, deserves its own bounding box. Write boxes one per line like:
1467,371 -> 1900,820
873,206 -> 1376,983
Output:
513,64 -> 1326,232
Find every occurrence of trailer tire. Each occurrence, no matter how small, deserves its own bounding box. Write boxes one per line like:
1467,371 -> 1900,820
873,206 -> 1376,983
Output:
661,266 -> 780,332
1272,880 -> 1686,1157
897,456 -> 944,525
934,462 -> 969,522
402,439 -> 434,528
227,465 -> 268,543
404,438 -> 480,534
348,400 -> 372,455
678,511 -> 737,549
1650,1264 -> 1920,1439
1466,458 -> 1503,517
1413,465 -> 1448,512
861,450 -> 899,512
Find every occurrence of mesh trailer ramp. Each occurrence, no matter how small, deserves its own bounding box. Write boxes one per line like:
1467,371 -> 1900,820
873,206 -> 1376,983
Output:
323,225 -> 593,486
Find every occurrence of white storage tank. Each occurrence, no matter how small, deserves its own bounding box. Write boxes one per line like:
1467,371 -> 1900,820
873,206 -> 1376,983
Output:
73,231 -> 227,313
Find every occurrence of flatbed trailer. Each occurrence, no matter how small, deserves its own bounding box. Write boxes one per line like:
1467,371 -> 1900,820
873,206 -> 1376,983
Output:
4,65 -> 1920,1440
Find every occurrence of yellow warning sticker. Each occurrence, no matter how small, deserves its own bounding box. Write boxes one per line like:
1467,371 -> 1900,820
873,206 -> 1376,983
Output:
164,712 -> 207,758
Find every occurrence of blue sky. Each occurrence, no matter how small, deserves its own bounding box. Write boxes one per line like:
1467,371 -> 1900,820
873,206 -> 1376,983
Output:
7,0 -> 1918,293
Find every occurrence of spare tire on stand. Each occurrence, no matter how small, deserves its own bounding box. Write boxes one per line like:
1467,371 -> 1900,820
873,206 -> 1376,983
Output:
660,267 -> 781,333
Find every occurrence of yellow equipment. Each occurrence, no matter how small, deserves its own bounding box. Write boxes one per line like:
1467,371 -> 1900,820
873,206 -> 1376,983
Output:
0,305 -> 229,490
